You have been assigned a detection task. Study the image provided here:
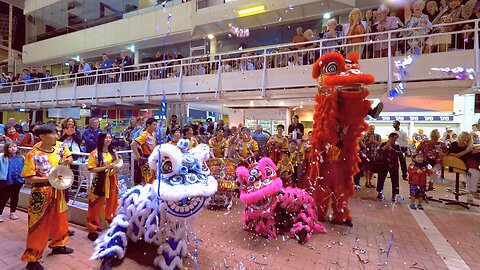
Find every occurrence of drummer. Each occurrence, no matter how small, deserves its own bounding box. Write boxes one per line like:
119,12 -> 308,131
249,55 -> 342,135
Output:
20,123 -> 74,270
86,132 -> 120,242
209,127 -> 229,158
235,127 -> 259,166
267,124 -> 288,164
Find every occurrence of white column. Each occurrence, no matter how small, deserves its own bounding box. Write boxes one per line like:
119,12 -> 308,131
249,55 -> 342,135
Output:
134,50 -> 140,65
209,37 -> 217,55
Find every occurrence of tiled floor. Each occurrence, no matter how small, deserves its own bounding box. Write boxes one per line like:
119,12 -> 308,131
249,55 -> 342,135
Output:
1,173 -> 479,270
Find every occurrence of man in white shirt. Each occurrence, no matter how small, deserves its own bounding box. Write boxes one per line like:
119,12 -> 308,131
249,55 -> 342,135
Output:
393,120 -> 409,180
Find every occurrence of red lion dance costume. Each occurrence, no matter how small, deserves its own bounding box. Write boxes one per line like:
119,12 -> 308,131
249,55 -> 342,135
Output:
308,52 -> 376,227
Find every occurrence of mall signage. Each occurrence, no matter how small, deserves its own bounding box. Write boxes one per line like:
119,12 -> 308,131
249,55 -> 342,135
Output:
368,116 -> 454,122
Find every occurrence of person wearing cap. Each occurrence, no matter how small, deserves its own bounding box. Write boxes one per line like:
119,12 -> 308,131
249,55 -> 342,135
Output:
407,152 -> 433,210
20,123 -> 74,270
86,132 -> 120,242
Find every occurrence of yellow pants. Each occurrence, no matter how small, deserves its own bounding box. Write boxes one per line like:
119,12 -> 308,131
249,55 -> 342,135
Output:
21,186 -> 69,262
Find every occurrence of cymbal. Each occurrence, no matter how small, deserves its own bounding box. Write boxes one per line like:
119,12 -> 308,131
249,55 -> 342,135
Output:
49,165 -> 74,190
109,158 -> 124,174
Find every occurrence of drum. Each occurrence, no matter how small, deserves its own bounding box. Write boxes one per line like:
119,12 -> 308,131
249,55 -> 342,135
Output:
206,158 -> 238,191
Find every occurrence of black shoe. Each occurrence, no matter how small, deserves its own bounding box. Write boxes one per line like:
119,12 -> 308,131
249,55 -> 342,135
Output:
345,219 -> 353,227
100,256 -> 115,270
402,176 -> 408,181
68,230 -> 75,236
295,228 -> 309,244
51,246 -> 74,255
26,262 -> 44,270
88,232 -> 99,242
368,102 -> 384,119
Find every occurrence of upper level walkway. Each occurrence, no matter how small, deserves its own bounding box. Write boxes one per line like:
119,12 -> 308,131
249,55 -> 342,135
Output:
1,19 -> 478,109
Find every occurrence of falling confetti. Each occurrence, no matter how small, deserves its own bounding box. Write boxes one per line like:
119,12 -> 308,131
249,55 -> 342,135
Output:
431,67 -> 477,80
389,48 -> 420,100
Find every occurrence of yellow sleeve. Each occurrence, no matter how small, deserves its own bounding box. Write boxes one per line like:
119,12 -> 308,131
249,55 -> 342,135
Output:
88,150 -> 98,170
208,138 -> 214,148
289,163 -> 294,173
63,143 -> 72,159
252,140 -> 259,151
282,138 -> 288,149
224,139 -> 230,148
135,132 -> 147,145
21,151 -> 37,178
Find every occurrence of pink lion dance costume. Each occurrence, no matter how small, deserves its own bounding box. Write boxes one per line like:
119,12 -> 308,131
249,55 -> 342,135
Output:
236,157 -> 327,243
308,52 -> 375,227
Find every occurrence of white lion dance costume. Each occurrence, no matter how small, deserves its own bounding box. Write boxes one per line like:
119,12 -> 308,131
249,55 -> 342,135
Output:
91,142 -> 217,270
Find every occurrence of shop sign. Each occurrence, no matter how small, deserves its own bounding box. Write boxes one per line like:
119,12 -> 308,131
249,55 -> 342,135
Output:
368,116 -> 454,122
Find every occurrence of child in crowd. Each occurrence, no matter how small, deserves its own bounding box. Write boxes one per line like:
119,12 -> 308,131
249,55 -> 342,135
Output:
277,151 -> 294,187
5,125 -> 20,144
0,142 -> 24,222
288,140 -> 303,186
407,152 -> 433,210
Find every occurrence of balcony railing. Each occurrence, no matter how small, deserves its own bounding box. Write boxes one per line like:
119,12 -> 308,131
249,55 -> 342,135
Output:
1,19 -> 479,106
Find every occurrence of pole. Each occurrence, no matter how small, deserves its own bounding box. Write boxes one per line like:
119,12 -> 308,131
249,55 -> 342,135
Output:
8,4 -> 13,72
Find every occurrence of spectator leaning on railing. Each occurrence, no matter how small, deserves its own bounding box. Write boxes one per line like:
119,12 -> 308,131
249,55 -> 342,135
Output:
404,0 -> 433,54
322,18 -> 343,54
343,8 -> 367,58
373,5 -> 399,58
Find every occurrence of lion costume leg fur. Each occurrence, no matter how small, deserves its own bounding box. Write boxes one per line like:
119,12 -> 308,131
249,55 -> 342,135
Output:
310,90 -> 370,225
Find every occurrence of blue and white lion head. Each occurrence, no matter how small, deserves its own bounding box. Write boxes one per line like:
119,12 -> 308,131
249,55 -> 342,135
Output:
148,142 -> 217,219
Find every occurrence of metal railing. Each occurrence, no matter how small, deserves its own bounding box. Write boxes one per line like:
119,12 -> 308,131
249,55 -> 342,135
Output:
1,18 -> 479,103
17,146 -> 135,204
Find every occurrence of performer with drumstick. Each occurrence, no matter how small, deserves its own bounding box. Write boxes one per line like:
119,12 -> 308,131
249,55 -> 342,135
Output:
209,127 -> 229,158
235,127 -> 259,166
86,133 -> 120,241
20,123 -> 74,270
267,124 -> 288,164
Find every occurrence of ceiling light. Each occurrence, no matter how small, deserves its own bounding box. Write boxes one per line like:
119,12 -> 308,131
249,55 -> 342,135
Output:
128,45 -> 135,53
238,5 -> 266,17
323,13 -> 331,19
207,34 -> 215,40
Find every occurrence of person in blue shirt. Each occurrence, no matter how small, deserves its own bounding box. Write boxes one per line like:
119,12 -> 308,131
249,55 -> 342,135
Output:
0,142 -> 24,222
100,54 -> 114,83
83,117 -> 102,153
251,124 -> 271,161
21,68 -> 32,84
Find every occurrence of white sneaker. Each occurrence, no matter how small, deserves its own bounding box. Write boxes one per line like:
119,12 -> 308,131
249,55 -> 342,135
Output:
0,215 -> 4,223
9,213 -> 18,220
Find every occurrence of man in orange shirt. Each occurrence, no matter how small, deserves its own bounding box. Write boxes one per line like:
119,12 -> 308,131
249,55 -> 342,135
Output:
21,123 -> 74,270
293,27 -> 308,49
131,117 -> 158,185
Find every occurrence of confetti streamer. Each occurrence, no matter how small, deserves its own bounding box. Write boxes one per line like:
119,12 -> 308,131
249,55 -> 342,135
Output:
431,67 -> 477,81
389,48 -> 420,100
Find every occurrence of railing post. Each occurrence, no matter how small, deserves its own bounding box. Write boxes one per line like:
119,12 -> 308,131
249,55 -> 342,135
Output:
72,74 -> 77,105
9,85 -> 13,107
215,55 -> 222,99
176,60 -> 184,96
23,84 -> 27,107
261,49 -> 267,98
119,68 -> 123,83
93,70 -> 99,105
144,65 -> 151,103
475,20 -> 479,88
54,79 -> 59,106
387,32 -> 393,94
36,78 -> 42,108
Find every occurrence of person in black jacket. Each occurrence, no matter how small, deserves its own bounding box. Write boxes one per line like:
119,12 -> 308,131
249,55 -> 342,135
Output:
376,132 -> 402,202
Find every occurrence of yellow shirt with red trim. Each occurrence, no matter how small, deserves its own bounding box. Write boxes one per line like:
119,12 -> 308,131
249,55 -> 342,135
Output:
289,148 -> 303,165
237,138 -> 259,158
209,136 -> 229,158
135,131 -> 156,156
277,160 -> 294,178
88,149 -> 117,170
268,135 -> 288,149
189,137 -> 199,149
21,143 -> 72,178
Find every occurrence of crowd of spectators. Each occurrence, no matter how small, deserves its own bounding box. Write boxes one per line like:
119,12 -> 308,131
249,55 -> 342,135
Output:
1,1 -> 478,90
